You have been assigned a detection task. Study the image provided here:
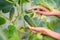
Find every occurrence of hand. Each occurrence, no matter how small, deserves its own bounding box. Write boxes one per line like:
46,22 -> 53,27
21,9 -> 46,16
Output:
27,6 -> 60,16
29,27 -> 48,35
27,24 -> 60,40
27,23 -> 49,35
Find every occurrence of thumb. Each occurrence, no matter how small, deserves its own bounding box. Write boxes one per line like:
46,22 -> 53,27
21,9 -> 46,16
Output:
32,31 -> 37,34
26,23 -> 32,29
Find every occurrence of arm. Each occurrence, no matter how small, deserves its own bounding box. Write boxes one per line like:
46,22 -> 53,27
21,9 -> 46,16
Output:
27,6 -> 60,40
44,29 -> 60,40
29,27 -> 60,40
27,6 -> 60,18
52,10 -> 60,18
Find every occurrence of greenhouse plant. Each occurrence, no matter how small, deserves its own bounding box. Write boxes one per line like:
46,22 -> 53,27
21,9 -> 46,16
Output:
0,0 -> 60,40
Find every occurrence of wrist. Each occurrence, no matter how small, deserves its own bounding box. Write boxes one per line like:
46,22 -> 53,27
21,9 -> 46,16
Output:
40,28 -> 51,35
42,28 -> 52,35
53,10 -> 60,16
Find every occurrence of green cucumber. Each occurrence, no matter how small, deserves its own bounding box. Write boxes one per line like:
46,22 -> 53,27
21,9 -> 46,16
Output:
24,15 -> 37,27
9,7 -> 14,20
24,15 -> 43,40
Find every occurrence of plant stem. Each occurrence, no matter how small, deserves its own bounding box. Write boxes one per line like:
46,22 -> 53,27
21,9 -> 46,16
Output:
0,12 -> 9,20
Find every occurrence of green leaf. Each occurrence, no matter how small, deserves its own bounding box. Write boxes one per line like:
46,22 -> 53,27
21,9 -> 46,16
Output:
6,0 -> 19,4
20,0 -> 29,5
8,25 -> 16,34
43,36 -> 55,40
45,22 -> 53,30
3,25 -> 20,40
0,0 -> 15,13
27,32 -> 34,40
0,0 -> 12,6
0,36 -> 3,40
0,0 -> 13,10
3,25 -> 16,38
0,17 -> 6,25
2,5 -> 13,13
33,17 -> 40,26
50,17 -> 60,33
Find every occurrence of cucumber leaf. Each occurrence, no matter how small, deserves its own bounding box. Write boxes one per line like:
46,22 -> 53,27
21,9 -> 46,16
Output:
0,17 -> 6,25
3,25 -> 20,40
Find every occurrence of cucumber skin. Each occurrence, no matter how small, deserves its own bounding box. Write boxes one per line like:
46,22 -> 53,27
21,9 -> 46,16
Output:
24,15 -> 37,27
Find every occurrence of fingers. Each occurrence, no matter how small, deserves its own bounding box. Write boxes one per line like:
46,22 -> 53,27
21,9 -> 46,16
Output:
26,23 -> 32,29
30,27 -> 43,32
27,5 -> 51,16
27,6 -> 40,11
27,6 -> 49,12
35,11 -> 51,16
35,10 -> 45,15
26,23 -> 45,34
32,31 -> 37,34
26,24 -> 38,34
26,24 -> 40,32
